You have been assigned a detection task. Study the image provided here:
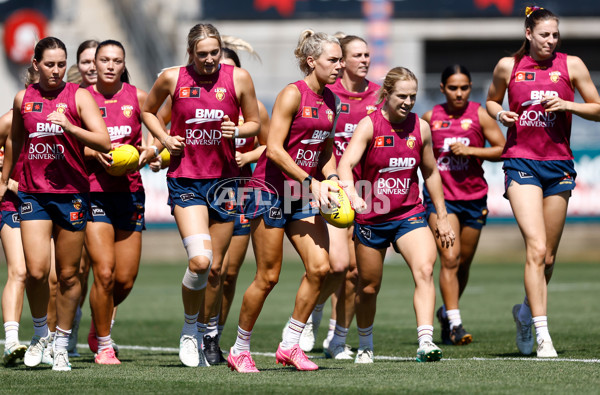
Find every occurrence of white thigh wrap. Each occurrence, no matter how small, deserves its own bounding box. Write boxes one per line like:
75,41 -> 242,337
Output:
182,234 -> 213,263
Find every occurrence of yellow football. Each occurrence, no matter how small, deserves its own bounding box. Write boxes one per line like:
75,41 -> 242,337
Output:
159,148 -> 170,167
107,144 -> 140,176
319,180 -> 355,228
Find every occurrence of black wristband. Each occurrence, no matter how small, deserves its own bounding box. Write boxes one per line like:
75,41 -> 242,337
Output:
326,174 -> 339,180
303,175 -> 313,184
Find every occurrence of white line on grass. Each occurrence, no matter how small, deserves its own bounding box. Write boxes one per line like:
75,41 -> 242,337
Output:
5,341 -> 596,364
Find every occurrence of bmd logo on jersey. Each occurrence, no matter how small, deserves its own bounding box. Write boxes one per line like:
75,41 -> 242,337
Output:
431,120 -> 451,130
179,87 -> 200,98
549,71 -> 561,83
515,72 -> 536,82
375,136 -> 394,147
122,105 -> 133,118
56,103 -> 67,114
302,106 -> 319,119
214,87 -> 226,101
99,107 -> 107,118
24,102 -> 43,113
340,103 -> 350,113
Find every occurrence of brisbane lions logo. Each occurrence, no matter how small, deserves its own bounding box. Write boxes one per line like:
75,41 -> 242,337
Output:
56,103 -> 68,114
122,105 -> 134,118
215,87 -> 226,102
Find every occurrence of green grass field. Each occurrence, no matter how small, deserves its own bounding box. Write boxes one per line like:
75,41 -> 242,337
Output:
1,256 -> 599,394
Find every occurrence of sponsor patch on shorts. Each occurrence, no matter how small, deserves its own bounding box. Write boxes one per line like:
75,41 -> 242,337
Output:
180,193 -> 195,202
518,171 -> 533,179
21,202 -> 33,214
359,227 -> 372,240
269,207 -> 282,219
92,207 -> 106,216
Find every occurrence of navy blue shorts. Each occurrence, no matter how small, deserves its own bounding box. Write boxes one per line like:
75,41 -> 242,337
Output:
503,158 -> 576,198
423,190 -> 488,230
244,190 -> 318,229
354,213 -> 428,251
0,210 -> 21,230
18,192 -> 91,232
167,177 -> 237,223
90,191 -> 145,232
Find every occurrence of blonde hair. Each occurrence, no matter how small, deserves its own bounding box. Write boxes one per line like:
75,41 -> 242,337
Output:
222,35 -> 261,62
186,23 -> 222,64
377,67 -> 418,104
24,65 -> 40,87
294,29 -> 339,76
66,64 -> 83,84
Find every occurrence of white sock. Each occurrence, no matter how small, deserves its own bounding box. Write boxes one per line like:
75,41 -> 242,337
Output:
446,309 -> 462,329
232,326 -> 252,354
97,334 -> 113,352
325,319 -> 336,343
519,296 -> 532,324
357,325 -> 373,349
182,313 -> 198,336
281,318 -> 305,349
54,327 -> 71,352
196,321 -> 207,349
32,316 -> 48,338
206,315 -> 219,338
4,321 -> 19,344
533,316 -> 551,344
417,325 -> 434,346
329,324 -> 349,347
311,304 -> 325,330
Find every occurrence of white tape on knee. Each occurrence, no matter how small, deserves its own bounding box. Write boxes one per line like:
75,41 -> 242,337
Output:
182,267 -> 207,291
182,234 -> 213,263
181,234 -> 212,291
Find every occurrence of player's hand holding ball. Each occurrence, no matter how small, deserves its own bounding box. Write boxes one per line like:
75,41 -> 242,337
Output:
319,179 -> 355,228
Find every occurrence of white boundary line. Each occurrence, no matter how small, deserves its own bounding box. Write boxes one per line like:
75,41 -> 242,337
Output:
4,341 -> 597,364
